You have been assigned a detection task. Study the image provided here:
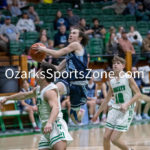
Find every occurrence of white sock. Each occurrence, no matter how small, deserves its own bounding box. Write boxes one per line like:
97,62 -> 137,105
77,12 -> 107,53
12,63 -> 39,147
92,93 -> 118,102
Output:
90,115 -> 93,118
102,114 -> 106,119
32,122 -> 37,128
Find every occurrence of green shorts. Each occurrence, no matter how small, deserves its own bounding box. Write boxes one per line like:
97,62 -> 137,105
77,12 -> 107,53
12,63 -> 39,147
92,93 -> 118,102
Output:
38,118 -> 73,149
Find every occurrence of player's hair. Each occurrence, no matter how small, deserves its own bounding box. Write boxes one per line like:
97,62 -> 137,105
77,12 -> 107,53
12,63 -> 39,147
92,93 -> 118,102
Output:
112,55 -> 126,65
40,62 -> 57,83
72,26 -> 89,46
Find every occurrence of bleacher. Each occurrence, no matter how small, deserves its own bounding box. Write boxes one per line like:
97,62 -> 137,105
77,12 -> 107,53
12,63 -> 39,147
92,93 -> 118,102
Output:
1,1 -> 149,60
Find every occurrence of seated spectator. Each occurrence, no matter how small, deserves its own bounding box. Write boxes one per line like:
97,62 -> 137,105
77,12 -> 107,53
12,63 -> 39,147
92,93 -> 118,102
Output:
105,26 -> 117,47
17,79 -> 40,131
116,26 -> 124,39
66,8 -> 80,27
61,95 -> 71,124
16,12 -> 35,32
106,33 -> 119,67
144,0 -> 150,11
128,26 -> 143,47
102,0 -> 126,15
142,31 -> 150,62
91,18 -> 104,38
136,2 -> 150,21
97,79 -> 111,122
86,75 -> 98,122
54,25 -> 68,48
0,16 -> 19,52
132,67 -> 150,120
79,18 -> 93,38
0,0 -> 8,9
123,0 -> 138,15
39,35 -> 49,47
9,0 -> 22,17
53,10 -> 69,30
27,6 -> 41,25
118,30 -> 138,66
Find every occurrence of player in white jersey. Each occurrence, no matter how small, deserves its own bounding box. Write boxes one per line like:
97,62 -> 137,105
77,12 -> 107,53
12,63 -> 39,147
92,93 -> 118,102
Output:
0,62 -> 73,150
92,56 -> 141,150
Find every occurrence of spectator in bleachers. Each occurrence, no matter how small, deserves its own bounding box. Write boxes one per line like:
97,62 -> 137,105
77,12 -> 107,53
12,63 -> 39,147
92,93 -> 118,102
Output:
105,26 -> 117,47
16,12 -> 35,32
9,0 -> 22,17
91,18 -> 104,38
132,67 -> 150,120
39,35 -> 49,47
128,26 -> 143,47
66,8 -> 80,27
142,30 -> 150,62
86,75 -> 98,122
18,79 -> 40,131
0,0 -> 8,9
102,0 -> 126,15
61,95 -> 71,124
106,33 -> 119,67
38,29 -> 50,41
0,16 -> 19,52
144,0 -> 150,11
116,26 -> 124,39
118,30 -> 138,66
53,10 -> 69,30
123,0 -> 138,15
54,24 -> 68,48
135,2 -> 150,21
79,18 -> 93,38
27,6 -> 41,25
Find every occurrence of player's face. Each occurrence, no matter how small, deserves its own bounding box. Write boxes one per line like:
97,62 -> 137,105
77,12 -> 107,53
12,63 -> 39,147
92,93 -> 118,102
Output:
35,69 -> 43,85
68,29 -> 80,43
113,61 -> 124,73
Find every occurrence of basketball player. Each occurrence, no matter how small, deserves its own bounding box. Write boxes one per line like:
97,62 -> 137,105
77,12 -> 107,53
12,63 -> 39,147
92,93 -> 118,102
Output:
34,27 -> 89,123
92,56 -> 141,150
0,62 -> 73,150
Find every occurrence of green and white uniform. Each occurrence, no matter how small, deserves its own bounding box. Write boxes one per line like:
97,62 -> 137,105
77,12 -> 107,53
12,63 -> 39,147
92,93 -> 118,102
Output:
106,73 -> 135,132
36,83 -> 73,149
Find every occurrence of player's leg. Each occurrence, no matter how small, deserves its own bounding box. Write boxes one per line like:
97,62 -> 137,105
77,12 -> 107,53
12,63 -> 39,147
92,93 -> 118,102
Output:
103,128 -> 113,150
87,101 -> 96,120
53,140 -> 67,150
143,102 -> 150,119
25,106 -> 37,128
140,94 -> 150,102
110,130 -> 129,150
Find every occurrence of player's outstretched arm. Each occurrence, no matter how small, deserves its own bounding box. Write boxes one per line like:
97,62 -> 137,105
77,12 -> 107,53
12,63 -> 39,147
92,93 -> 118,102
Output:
0,88 -> 37,107
35,42 -> 79,58
43,89 -> 59,134
54,59 -> 66,71
92,84 -> 113,122
121,77 -> 141,112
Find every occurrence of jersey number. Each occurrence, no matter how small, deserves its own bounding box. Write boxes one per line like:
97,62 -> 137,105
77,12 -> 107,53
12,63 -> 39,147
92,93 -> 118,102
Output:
115,93 -> 124,103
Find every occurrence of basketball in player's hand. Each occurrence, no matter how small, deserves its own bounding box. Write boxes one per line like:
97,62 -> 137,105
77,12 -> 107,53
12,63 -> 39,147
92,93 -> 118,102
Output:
29,43 -> 46,62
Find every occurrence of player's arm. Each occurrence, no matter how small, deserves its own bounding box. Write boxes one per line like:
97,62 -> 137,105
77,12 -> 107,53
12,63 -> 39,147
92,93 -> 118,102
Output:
54,59 -> 66,71
101,83 -> 107,99
121,77 -> 141,111
92,82 -> 113,121
0,88 -> 36,106
35,42 -> 79,58
43,89 -> 59,133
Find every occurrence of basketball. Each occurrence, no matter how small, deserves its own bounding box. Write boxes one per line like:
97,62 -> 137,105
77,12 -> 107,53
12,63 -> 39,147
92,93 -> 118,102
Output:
29,43 -> 46,62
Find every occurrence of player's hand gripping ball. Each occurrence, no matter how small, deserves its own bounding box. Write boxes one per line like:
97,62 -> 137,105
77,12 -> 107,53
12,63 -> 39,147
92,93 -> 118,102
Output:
29,43 -> 46,62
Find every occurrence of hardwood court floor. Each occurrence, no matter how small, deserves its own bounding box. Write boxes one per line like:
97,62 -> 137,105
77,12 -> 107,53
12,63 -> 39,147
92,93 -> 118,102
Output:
0,124 -> 150,150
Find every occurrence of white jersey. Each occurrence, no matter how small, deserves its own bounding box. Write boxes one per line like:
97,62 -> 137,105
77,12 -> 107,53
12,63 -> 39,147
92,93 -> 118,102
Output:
110,73 -> 134,109
36,83 -> 63,126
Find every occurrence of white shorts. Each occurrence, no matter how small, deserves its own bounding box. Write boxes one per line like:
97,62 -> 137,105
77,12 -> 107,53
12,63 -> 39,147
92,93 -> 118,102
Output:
106,107 -> 134,132
38,118 -> 73,149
